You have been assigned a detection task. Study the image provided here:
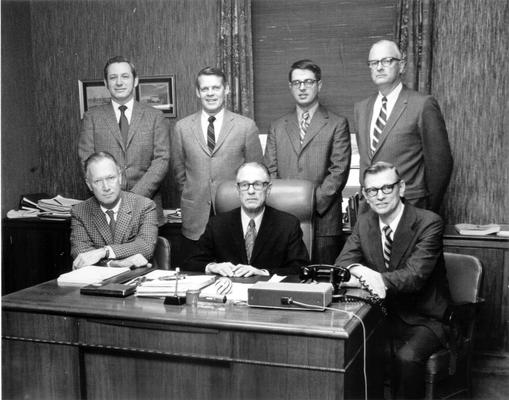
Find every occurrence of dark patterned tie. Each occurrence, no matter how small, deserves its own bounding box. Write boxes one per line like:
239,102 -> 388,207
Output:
119,105 -> 129,144
383,225 -> 393,269
106,209 -> 116,237
245,219 -> 256,264
371,96 -> 387,154
207,115 -> 216,153
300,111 -> 310,143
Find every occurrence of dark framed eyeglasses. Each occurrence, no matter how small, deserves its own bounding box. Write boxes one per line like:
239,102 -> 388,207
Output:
363,180 -> 400,197
367,57 -> 401,69
237,181 -> 270,191
290,79 -> 318,88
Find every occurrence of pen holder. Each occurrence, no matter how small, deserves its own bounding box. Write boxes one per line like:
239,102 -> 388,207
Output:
186,289 -> 200,306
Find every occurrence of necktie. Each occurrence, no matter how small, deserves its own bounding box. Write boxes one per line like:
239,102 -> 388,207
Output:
245,219 -> 256,264
106,209 -> 116,237
383,225 -> 393,269
300,111 -> 310,143
207,115 -> 216,153
371,96 -> 387,154
119,105 -> 129,144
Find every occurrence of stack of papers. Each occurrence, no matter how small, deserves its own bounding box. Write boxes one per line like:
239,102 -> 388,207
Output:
134,270 -> 215,297
38,195 -> 82,219
455,223 -> 501,236
163,208 -> 182,224
57,266 -> 130,286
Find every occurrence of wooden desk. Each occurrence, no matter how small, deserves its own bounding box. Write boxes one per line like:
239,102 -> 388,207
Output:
2,282 -> 384,400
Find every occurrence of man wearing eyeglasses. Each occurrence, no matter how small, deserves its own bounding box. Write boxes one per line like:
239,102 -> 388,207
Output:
184,162 -> 309,276
355,40 -> 452,213
71,152 -> 158,270
335,161 -> 451,399
264,59 -> 351,265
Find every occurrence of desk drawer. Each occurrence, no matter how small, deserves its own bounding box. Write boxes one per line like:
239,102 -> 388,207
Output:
79,318 -> 231,358
2,311 -> 77,342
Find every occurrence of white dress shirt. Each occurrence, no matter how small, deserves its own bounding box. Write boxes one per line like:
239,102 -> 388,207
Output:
369,82 -> 403,143
201,108 -> 225,144
111,98 -> 135,124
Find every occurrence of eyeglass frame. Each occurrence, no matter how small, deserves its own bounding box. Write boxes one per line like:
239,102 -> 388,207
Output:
367,57 -> 401,69
362,180 -> 401,197
237,181 -> 270,191
289,79 -> 319,89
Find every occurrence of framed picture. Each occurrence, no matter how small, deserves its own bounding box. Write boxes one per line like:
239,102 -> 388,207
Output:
78,79 -> 111,119
78,75 -> 176,119
136,75 -> 176,117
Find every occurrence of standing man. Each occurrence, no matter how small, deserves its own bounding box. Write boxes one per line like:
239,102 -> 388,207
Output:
264,59 -> 351,264
172,66 -> 263,257
185,162 -> 309,276
71,152 -> 158,269
79,56 -> 170,225
355,40 -> 452,212
335,161 -> 451,399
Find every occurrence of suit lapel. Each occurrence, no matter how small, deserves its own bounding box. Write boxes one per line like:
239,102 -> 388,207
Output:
114,192 -> 133,243
373,89 -> 408,156
91,199 -> 114,243
127,102 -> 143,148
213,110 -> 235,155
283,112 -> 302,156
301,106 -> 328,150
250,207 -> 273,263
390,205 -> 416,270
230,209 -> 248,263
189,112 -> 210,155
360,95 -> 377,162
102,104 -> 125,151
365,212 -> 385,272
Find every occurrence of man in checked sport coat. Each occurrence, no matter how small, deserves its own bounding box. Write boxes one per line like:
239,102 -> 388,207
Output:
355,40 -> 452,212
171,67 -> 264,258
71,152 -> 158,270
264,60 -> 351,264
335,162 -> 451,399
185,162 -> 309,276
78,56 -> 170,225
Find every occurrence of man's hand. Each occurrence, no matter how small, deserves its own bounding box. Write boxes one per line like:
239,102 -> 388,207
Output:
231,264 -> 269,277
349,265 -> 386,299
206,262 -> 238,277
109,254 -> 148,268
73,248 -> 106,269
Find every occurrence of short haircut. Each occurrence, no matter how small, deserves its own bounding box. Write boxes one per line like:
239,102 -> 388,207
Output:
195,66 -> 227,89
103,56 -> 137,80
236,162 -> 271,182
363,161 -> 402,184
370,40 -> 405,61
84,151 -> 120,178
288,59 -> 321,82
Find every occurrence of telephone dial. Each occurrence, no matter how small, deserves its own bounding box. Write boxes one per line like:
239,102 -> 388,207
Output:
299,264 -> 386,314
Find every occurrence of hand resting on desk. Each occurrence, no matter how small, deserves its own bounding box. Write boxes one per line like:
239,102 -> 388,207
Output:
108,254 -> 148,269
205,262 -> 270,278
341,264 -> 386,299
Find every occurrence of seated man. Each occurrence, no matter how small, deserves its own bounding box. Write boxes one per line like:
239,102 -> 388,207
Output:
184,162 -> 310,277
335,161 -> 451,400
71,151 -> 158,269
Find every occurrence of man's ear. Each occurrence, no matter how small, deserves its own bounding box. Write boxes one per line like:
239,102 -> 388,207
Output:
134,76 -> 139,88
85,180 -> 93,192
398,180 -> 406,198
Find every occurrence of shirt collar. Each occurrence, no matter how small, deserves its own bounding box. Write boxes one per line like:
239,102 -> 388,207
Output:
378,203 -> 405,237
297,102 -> 319,120
111,97 -> 135,111
100,198 -> 122,217
377,82 -> 403,103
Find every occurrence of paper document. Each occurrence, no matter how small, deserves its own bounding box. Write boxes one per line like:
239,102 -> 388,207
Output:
57,266 -> 130,286
135,270 -> 215,297
200,282 -> 253,303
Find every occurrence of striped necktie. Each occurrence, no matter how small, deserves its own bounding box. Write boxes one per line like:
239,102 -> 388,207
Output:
383,225 -> 393,269
300,111 -> 310,143
371,96 -> 387,154
207,115 -> 216,153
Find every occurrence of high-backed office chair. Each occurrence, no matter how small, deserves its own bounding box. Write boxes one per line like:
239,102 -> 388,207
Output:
152,236 -> 171,270
214,179 -> 315,258
424,252 -> 484,399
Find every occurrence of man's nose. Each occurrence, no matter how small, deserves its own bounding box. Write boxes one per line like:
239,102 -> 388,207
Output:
247,185 -> 256,194
376,190 -> 385,199
376,62 -> 384,71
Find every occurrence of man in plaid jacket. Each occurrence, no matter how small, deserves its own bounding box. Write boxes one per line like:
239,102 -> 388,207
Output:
70,151 -> 158,269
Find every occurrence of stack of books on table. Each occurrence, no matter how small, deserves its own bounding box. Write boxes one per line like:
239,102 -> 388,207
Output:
37,195 -> 82,219
133,269 -> 215,297
454,223 -> 509,237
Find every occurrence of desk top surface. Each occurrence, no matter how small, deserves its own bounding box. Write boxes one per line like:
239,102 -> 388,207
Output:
2,280 -> 373,339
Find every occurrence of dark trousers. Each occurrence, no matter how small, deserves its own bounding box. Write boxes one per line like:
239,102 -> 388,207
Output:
180,234 -> 199,269
388,317 -> 443,399
312,234 -> 346,265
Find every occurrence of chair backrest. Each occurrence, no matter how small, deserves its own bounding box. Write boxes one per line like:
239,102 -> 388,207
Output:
152,236 -> 171,270
443,252 -> 483,304
215,179 -> 315,257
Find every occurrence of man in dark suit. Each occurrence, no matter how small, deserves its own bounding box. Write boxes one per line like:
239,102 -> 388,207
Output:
264,59 -> 351,264
355,40 -> 452,212
172,67 -> 264,258
335,161 -> 451,399
184,162 -> 309,276
78,56 -> 170,225
71,152 -> 158,269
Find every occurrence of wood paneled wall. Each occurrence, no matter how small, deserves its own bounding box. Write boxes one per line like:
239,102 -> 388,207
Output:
252,0 -> 396,134
433,0 -> 508,224
4,0 -> 218,212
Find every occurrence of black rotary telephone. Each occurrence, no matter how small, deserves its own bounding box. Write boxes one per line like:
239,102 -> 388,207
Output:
299,264 -> 387,314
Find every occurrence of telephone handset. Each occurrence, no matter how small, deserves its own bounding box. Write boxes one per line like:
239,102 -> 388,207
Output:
299,264 -> 386,314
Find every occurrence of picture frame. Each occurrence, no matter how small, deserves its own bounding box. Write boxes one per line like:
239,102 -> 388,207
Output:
78,75 -> 176,119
